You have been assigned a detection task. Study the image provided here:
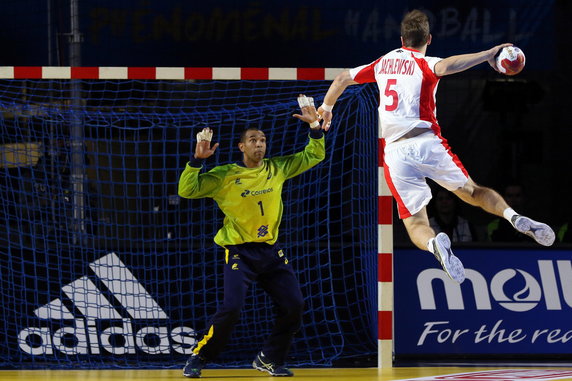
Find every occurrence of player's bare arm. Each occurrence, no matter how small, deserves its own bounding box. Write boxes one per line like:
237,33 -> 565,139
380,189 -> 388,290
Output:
434,43 -> 513,77
194,127 -> 220,159
318,71 -> 359,130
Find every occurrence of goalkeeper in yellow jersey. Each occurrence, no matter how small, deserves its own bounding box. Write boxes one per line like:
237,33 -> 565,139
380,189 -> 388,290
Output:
179,95 -> 325,378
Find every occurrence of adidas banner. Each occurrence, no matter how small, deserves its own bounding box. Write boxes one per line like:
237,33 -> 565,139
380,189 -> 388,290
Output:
3,249 -> 198,364
19,252 -> 194,356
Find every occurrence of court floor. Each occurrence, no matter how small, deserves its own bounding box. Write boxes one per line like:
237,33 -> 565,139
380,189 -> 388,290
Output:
2,367 -> 572,381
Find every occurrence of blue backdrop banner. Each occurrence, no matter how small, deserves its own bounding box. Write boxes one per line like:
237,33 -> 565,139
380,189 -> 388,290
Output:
394,248 -> 572,355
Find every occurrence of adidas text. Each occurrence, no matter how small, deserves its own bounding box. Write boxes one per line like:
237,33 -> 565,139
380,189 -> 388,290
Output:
18,319 -> 195,355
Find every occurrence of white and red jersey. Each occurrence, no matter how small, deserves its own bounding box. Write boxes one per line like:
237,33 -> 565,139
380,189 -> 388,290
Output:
349,47 -> 443,144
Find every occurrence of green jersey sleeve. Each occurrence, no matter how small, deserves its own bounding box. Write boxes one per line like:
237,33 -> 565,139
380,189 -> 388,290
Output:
273,134 -> 325,180
178,162 -> 229,199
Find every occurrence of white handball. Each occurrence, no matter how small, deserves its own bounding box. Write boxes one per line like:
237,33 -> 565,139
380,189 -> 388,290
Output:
496,46 -> 526,76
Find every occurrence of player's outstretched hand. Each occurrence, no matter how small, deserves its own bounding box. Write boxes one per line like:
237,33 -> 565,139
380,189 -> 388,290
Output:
487,43 -> 513,72
194,127 -> 219,159
293,94 -> 322,130
317,106 -> 332,131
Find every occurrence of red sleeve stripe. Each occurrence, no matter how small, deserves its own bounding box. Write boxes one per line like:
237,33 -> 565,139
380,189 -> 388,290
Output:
353,56 -> 383,84
0,66 -> 346,80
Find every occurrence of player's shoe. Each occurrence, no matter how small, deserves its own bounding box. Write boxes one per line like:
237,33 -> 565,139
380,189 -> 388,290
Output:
183,354 -> 207,378
252,352 -> 294,377
432,233 -> 465,284
511,215 -> 555,246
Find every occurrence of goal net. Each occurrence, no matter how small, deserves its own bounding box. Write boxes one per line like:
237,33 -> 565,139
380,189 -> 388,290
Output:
0,72 -> 378,368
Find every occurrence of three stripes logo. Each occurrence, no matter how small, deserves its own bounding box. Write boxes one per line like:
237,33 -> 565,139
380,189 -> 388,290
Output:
18,252 -> 196,356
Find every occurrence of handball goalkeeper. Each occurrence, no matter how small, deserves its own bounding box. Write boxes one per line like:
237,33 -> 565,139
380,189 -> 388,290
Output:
178,95 -> 325,378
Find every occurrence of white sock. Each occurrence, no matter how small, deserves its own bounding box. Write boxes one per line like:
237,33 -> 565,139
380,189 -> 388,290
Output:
427,238 -> 435,254
503,207 -> 518,223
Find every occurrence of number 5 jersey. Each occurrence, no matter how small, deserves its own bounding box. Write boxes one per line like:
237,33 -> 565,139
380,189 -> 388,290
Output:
350,47 -> 443,144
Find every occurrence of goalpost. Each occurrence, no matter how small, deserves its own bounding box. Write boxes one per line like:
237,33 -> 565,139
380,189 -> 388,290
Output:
0,66 -> 392,368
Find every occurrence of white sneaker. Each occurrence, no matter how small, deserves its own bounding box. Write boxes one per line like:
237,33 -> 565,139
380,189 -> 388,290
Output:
511,215 -> 555,246
432,233 -> 465,284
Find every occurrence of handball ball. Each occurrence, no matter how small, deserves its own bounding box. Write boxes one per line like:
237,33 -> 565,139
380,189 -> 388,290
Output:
496,46 -> 525,76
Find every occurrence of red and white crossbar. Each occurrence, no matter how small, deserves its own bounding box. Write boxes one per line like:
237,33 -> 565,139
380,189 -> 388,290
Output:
0,66 -> 346,80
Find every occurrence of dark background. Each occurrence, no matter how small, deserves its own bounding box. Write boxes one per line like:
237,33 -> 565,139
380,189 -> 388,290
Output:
0,0 -> 563,68
3,0 -> 567,239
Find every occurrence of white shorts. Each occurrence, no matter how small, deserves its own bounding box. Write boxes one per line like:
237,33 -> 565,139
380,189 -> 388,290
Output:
383,132 -> 469,219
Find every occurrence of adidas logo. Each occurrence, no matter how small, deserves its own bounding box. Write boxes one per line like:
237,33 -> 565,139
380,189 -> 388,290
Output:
18,252 -> 196,356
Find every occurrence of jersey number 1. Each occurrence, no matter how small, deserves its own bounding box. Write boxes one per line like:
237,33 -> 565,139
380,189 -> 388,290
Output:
384,79 -> 398,111
257,200 -> 265,216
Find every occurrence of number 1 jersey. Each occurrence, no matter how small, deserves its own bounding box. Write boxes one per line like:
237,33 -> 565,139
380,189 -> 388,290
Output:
178,135 -> 325,247
349,47 -> 443,144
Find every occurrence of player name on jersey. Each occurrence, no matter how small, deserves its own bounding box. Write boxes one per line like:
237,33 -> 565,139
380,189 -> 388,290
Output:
378,58 -> 416,76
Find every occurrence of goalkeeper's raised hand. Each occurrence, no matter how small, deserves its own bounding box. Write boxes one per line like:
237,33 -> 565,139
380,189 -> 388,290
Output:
194,127 -> 219,159
293,94 -> 322,130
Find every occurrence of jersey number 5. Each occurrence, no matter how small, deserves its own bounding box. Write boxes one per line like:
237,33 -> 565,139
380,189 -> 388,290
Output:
384,79 -> 398,111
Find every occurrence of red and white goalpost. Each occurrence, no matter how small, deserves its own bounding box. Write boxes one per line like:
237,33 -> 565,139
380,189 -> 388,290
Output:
378,139 -> 394,367
0,65 -> 394,368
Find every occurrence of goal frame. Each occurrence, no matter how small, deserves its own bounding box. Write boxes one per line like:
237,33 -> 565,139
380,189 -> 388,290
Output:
0,65 -> 394,368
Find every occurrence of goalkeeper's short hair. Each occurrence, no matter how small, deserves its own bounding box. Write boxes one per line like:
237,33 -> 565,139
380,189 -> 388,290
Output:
239,127 -> 264,143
